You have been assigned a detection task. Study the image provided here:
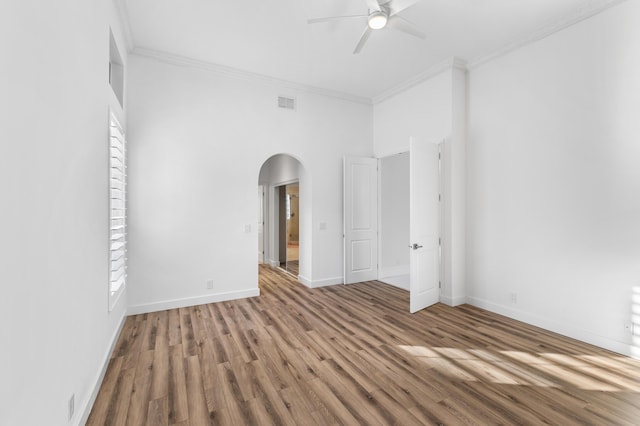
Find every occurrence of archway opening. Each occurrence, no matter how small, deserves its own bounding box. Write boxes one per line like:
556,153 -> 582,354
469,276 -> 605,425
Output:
258,154 -> 306,281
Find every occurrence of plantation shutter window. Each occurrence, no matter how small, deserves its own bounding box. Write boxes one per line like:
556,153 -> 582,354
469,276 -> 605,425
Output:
109,112 -> 126,310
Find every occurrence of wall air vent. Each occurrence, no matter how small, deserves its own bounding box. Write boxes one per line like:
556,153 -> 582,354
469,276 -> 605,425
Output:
277,96 -> 296,110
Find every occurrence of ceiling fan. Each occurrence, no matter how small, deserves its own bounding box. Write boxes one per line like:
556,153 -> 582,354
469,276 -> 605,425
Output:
308,0 -> 425,54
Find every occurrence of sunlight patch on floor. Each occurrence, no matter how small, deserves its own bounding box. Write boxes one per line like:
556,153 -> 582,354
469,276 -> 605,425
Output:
396,345 -> 439,358
540,352 -> 640,392
500,350 -> 549,365
396,345 -> 640,392
468,349 -> 558,387
418,356 -> 480,381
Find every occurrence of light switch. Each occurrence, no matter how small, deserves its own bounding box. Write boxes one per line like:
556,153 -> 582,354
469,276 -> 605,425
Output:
319,221 -> 327,230
244,224 -> 251,233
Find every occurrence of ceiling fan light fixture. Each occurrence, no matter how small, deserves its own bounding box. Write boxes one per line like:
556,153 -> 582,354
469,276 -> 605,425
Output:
368,11 -> 388,30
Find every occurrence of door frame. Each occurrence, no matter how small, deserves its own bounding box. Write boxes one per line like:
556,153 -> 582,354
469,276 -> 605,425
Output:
345,148 -> 443,309
258,185 -> 265,263
264,178 -> 299,269
376,152 -> 411,290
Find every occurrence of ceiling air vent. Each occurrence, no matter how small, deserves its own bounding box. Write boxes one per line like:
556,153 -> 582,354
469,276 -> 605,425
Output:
277,96 -> 296,110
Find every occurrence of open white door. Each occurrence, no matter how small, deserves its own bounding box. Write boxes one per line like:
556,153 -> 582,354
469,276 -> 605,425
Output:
344,157 -> 378,284
409,138 -> 441,313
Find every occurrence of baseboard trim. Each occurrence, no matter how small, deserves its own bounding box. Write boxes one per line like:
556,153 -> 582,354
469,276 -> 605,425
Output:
78,312 -> 127,425
298,275 -> 343,289
440,294 -> 467,307
377,274 -> 410,291
268,260 -> 280,268
378,279 -> 409,291
379,265 -> 410,279
128,288 -> 261,315
466,296 -> 631,357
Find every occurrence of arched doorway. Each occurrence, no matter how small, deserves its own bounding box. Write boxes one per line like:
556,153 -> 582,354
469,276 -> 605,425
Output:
258,154 -> 305,279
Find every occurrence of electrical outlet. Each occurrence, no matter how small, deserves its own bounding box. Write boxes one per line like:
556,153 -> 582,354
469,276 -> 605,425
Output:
68,394 -> 75,421
509,293 -> 518,304
206,280 -> 214,290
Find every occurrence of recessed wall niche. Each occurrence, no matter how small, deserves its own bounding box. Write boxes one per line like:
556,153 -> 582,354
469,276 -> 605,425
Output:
109,29 -> 124,107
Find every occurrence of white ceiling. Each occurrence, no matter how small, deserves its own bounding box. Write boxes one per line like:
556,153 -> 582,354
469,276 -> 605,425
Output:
120,0 -> 623,100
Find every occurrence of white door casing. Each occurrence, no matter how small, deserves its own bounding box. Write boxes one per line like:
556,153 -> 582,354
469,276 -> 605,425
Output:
344,157 -> 378,284
409,137 -> 441,313
258,185 -> 265,263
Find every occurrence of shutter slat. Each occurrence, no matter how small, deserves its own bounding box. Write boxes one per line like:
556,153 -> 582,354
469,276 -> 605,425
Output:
111,257 -> 125,271
110,275 -> 125,293
111,250 -> 125,261
111,265 -> 124,281
111,241 -> 124,251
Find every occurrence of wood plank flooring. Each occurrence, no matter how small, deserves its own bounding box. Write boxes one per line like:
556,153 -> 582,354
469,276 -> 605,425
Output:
87,265 -> 640,425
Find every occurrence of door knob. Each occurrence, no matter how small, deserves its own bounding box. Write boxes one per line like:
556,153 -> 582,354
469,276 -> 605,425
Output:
409,243 -> 423,250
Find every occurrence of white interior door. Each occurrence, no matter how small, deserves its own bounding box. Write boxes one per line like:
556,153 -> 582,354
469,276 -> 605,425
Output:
409,138 -> 441,313
344,157 -> 378,284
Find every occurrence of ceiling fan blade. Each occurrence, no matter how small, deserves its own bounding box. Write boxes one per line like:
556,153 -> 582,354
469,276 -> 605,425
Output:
307,15 -> 367,24
363,0 -> 382,12
353,27 -> 373,54
386,15 -> 426,39
388,0 -> 420,16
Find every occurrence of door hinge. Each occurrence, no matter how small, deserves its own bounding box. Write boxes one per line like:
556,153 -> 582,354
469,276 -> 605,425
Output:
439,281 -> 441,288
439,194 -> 441,201
438,237 -> 441,245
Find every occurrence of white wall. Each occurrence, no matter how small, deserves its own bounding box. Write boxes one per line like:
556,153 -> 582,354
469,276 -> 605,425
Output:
126,54 -> 373,311
0,1 -> 129,424
373,72 -> 452,158
467,0 -> 640,355
379,153 -> 410,284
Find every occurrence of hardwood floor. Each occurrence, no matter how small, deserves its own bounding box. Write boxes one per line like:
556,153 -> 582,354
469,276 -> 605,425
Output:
282,260 -> 299,277
87,265 -> 640,425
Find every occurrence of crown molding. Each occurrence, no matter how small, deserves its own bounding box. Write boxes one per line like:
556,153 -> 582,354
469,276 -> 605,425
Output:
131,47 -> 373,105
115,0 -> 626,106
372,57 -> 468,104
113,0 -> 134,52
468,0 -> 629,69
372,0 -> 625,102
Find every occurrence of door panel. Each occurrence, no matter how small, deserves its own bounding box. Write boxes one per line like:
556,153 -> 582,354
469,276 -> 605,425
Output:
410,138 -> 440,313
351,240 -> 372,271
344,157 -> 378,284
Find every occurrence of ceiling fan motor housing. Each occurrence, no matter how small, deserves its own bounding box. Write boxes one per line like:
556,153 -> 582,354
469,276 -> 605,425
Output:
368,10 -> 389,29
